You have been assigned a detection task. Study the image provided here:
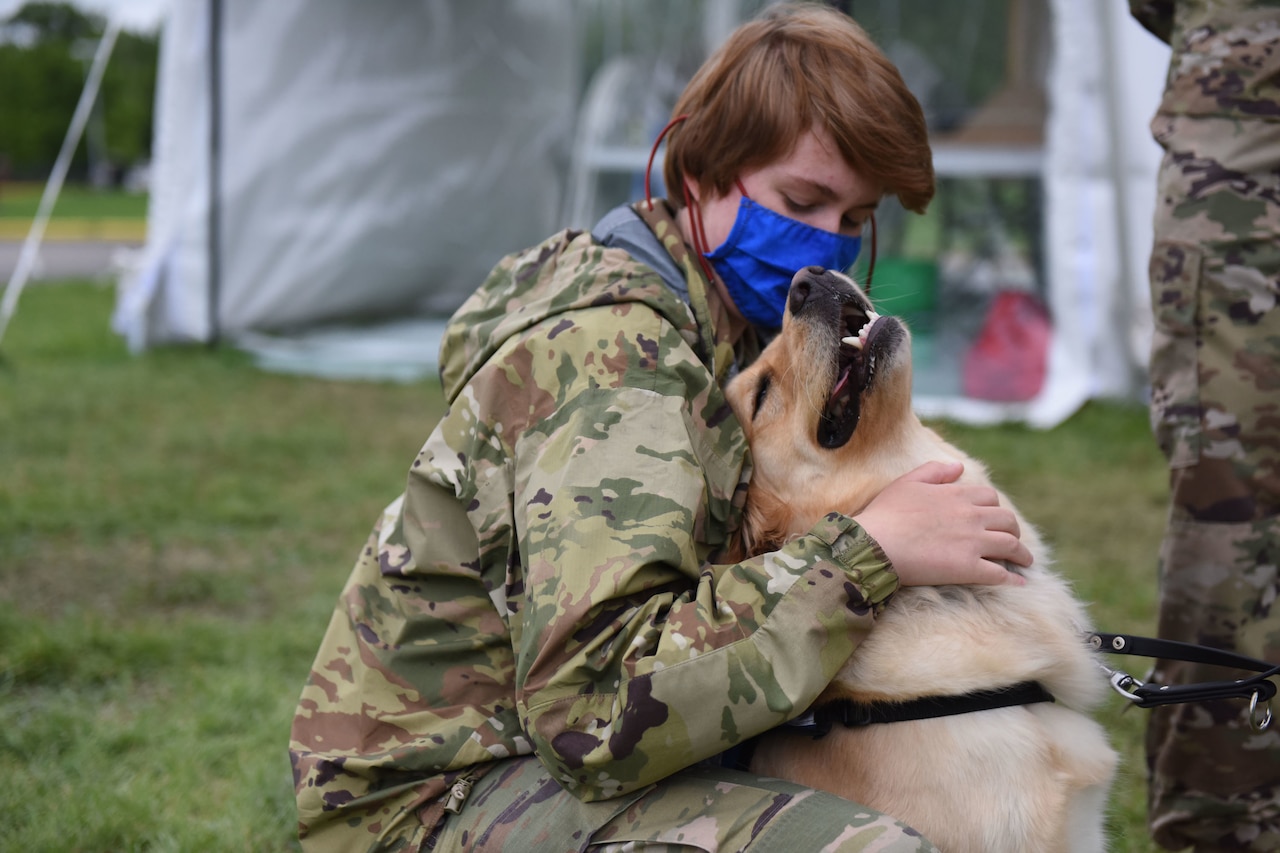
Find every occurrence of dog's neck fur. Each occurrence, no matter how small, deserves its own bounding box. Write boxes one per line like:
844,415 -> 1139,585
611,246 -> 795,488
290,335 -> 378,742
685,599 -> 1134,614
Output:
743,406 -> 982,554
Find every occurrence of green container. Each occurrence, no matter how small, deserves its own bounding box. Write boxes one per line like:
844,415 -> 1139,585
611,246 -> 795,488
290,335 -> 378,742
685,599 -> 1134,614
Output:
868,257 -> 938,326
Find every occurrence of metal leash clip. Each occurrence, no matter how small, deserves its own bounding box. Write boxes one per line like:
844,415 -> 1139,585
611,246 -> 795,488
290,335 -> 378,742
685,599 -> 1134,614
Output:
1250,690 -> 1273,733
1089,631 -> 1279,732
1106,668 -> 1144,702
1090,635 -> 1145,702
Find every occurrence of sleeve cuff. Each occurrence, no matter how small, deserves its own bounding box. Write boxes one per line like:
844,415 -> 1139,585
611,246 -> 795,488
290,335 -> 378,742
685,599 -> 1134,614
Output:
806,512 -> 899,609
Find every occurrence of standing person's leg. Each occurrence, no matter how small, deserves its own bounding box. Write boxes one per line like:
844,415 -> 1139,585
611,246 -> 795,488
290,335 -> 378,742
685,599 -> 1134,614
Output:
1145,113 -> 1280,852
427,756 -> 938,852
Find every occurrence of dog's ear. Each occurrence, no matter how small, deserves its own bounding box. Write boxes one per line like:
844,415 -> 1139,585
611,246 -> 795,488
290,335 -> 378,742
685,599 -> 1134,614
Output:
727,484 -> 795,561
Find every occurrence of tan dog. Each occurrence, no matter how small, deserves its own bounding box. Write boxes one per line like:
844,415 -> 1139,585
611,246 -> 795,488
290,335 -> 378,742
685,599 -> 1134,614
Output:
725,266 -> 1117,853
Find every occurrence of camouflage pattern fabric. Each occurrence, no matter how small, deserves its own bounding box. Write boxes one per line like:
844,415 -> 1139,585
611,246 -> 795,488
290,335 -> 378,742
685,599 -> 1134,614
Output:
289,199 -> 908,851
420,755 -> 938,852
1131,0 -> 1280,122
1136,3 -> 1280,849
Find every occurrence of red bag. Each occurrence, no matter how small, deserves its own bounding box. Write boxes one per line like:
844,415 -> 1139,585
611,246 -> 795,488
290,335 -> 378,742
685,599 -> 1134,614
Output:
962,290 -> 1052,402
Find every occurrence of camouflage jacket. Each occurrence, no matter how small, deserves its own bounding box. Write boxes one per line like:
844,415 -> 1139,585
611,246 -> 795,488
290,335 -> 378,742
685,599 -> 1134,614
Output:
289,200 -> 899,849
1130,0 -> 1280,120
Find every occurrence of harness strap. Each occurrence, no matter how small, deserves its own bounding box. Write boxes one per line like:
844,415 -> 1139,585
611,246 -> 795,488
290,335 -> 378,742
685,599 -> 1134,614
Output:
785,681 -> 1055,739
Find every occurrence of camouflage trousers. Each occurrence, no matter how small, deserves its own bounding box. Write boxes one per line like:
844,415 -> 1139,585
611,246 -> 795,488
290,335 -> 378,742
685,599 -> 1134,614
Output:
418,756 -> 938,852
1145,114 -> 1280,852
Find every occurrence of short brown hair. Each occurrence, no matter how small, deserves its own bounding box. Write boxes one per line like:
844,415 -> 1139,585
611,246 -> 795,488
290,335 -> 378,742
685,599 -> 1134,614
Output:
663,2 -> 934,213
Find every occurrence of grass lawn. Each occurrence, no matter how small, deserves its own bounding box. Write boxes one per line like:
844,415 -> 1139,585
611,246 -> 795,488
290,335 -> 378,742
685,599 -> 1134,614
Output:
0,182 -> 149,220
0,281 -> 1170,851
0,182 -> 148,241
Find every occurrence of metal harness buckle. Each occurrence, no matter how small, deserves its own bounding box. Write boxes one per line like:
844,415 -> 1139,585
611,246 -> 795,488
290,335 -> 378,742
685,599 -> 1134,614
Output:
1250,690 -> 1274,733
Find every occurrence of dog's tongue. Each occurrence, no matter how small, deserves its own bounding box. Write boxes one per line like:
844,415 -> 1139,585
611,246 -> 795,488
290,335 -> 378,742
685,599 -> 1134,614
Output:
831,363 -> 852,399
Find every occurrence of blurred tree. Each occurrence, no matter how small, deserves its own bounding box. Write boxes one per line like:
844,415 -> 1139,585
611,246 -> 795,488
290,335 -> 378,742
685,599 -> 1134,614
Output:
99,28 -> 159,174
8,0 -> 99,40
0,1 -> 158,182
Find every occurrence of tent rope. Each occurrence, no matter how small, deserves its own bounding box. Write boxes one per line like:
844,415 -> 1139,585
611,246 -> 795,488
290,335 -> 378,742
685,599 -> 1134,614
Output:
0,18 -> 121,349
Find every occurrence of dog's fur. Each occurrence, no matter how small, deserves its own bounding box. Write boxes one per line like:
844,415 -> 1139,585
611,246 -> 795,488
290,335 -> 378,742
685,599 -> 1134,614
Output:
724,267 -> 1117,853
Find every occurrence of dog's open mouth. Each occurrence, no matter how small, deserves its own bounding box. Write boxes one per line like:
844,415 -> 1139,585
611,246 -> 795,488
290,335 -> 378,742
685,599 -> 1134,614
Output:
817,305 -> 890,449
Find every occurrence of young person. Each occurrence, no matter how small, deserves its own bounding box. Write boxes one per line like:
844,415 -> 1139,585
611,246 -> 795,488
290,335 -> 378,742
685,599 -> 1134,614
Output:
290,5 -> 1030,850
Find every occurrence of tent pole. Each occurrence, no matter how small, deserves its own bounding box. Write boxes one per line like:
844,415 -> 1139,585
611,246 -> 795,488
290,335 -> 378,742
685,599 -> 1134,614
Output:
0,19 -> 121,349
207,0 -> 224,346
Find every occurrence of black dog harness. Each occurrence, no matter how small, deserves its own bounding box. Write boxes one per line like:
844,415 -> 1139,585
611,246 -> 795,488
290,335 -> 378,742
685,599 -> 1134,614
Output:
780,631 -> 1278,739
784,680 -> 1055,739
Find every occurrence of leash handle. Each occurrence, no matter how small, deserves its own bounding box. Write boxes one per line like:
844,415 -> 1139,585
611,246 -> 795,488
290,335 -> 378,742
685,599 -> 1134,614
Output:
1089,631 -> 1280,732
1090,632 -> 1276,674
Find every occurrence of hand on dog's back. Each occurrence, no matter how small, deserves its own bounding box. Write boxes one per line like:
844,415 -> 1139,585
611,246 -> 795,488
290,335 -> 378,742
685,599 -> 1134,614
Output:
854,461 -> 1031,588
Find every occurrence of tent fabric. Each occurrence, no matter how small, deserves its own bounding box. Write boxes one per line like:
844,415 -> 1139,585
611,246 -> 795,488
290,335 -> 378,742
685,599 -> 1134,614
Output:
113,0 -> 210,350
1041,0 -> 1169,404
114,0 -> 1172,427
910,0 -> 1169,427
235,318 -> 447,384
114,0 -> 577,348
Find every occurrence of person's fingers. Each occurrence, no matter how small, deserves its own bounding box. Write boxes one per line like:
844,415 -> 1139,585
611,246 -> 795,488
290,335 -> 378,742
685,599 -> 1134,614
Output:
975,503 -> 1023,540
976,507 -> 1032,566
854,463 -> 1038,586
978,558 -> 1027,586
895,460 -> 963,485
963,485 -> 1002,507
979,528 -> 1034,568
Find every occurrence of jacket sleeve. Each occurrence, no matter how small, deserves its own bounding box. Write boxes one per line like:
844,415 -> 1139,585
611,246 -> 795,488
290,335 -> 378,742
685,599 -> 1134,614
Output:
503,306 -> 899,801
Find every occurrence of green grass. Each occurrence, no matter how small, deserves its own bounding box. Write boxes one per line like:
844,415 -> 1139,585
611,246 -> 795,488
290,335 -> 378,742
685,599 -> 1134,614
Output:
0,182 -> 149,221
1,282 -> 434,851
0,281 -> 1170,851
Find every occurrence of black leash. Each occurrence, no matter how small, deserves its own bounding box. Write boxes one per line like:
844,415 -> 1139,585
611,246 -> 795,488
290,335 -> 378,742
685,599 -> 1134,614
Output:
778,633 -> 1278,740
785,681 -> 1055,739
1089,631 -> 1278,732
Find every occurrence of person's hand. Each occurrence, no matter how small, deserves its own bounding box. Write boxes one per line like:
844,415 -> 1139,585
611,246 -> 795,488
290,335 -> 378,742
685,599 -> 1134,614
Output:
853,461 -> 1031,587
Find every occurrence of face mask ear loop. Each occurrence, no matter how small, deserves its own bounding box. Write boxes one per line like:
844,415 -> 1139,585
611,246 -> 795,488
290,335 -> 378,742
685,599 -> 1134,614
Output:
682,180 -> 719,286
683,180 -> 710,253
645,114 -> 689,212
865,212 -> 877,295
645,113 -> 717,285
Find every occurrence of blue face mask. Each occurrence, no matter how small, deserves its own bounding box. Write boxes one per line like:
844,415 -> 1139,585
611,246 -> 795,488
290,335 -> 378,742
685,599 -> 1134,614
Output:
705,197 -> 862,330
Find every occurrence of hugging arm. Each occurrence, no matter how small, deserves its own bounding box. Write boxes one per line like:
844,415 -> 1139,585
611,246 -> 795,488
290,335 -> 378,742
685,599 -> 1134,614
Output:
511,380 -> 896,801
855,461 -> 1031,588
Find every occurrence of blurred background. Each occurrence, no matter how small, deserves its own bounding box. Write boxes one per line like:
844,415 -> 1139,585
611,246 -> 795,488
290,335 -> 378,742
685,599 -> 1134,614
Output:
0,0 -> 1171,427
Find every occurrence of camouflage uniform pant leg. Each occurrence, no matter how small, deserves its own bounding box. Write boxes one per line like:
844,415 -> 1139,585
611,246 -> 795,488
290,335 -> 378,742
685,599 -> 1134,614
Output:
426,756 -> 938,852
1144,114 -> 1280,853
591,764 -> 937,852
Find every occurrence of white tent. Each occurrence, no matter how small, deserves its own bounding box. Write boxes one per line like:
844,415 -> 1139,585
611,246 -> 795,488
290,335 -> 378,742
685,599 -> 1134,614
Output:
1035,0 -> 1169,423
109,0 -> 1172,426
112,0 -> 579,352
907,0 -> 1170,425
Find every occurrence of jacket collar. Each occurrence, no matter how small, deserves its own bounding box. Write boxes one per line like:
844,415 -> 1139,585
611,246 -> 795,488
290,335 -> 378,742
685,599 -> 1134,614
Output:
630,199 -> 759,383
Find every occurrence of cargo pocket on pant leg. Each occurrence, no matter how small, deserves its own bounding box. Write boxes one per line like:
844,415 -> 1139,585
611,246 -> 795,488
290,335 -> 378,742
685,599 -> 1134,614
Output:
1148,241 -> 1204,470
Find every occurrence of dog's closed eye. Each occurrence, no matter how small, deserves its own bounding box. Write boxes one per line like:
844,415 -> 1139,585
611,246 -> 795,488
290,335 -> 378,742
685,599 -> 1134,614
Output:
751,374 -> 771,419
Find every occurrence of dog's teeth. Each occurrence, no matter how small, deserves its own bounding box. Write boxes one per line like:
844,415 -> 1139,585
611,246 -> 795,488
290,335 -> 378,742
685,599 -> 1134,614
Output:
841,335 -> 863,350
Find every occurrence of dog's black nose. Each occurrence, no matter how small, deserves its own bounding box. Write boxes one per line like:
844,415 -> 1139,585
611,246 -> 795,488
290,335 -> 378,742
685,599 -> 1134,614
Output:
789,281 -> 811,316
788,266 -> 826,316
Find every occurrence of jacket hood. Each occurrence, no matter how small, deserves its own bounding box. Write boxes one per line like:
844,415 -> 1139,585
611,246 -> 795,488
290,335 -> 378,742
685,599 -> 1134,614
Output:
438,228 -> 700,403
